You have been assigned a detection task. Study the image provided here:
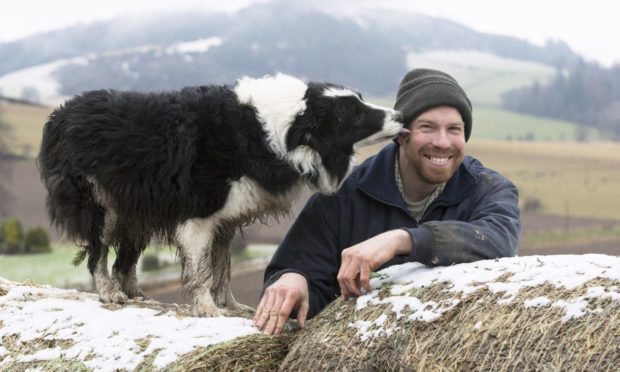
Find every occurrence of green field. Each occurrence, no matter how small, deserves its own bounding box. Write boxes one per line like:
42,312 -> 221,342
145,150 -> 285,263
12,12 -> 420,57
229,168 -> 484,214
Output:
0,244 -> 179,288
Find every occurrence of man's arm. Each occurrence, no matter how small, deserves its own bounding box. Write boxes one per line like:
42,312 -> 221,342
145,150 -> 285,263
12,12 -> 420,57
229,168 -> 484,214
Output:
406,171 -> 521,266
255,193 -> 342,334
337,170 -> 520,298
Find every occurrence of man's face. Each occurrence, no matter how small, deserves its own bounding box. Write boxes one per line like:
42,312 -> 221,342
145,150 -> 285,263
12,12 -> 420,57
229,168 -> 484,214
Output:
398,106 -> 466,186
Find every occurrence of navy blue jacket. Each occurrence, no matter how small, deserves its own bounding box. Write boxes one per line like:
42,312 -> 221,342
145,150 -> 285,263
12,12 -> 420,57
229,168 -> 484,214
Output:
264,143 -> 521,319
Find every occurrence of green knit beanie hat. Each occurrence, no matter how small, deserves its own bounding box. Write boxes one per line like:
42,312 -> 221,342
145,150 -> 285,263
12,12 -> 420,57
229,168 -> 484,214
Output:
394,68 -> 472,141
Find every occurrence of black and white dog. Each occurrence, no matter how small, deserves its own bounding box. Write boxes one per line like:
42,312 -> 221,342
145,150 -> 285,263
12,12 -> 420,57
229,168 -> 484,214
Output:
38,74 -> 403,316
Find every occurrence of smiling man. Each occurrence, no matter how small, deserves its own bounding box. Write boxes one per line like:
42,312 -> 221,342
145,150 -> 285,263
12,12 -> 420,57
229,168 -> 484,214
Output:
254,68 -> 521,335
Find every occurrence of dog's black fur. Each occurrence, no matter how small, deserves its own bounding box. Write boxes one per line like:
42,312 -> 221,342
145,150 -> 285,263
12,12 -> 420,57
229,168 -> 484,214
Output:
38,74 -> 402,316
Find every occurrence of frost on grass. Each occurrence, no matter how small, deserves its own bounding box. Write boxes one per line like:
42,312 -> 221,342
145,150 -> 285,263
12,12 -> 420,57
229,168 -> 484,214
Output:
0,278 -> 258,372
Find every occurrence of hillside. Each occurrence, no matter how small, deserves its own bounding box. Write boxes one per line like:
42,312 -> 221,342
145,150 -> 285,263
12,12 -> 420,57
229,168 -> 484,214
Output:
0,0 -> 582,107
405,50 -> 557,106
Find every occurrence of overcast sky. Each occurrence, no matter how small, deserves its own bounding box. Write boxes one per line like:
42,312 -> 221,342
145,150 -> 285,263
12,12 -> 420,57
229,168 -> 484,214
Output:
1,0 -> 619,66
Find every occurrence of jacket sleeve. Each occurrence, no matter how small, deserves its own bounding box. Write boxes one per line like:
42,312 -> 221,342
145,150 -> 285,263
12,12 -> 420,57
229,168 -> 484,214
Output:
263,193 -> 342,319
405,170 -> 521,266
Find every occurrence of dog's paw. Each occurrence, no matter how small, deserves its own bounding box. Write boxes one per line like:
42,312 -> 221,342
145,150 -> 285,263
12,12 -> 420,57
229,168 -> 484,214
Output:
123,286 -> 147,299
226,307 -> 255,319
190,303 -> 227,317
228,301 -> 255,315
98,288 -> 128,304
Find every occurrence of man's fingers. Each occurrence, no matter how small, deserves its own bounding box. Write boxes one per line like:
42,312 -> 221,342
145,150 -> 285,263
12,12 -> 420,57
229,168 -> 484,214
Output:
337,265 -> 354,300
255,292 -> 275,329
339,270 -> 361,299
263,294 -> 285,335
360,263 -> 372,292
274,296 -> 296,334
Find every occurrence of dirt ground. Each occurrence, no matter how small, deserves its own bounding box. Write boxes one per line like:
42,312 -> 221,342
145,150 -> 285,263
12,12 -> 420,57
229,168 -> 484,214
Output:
5,159 -> 620,308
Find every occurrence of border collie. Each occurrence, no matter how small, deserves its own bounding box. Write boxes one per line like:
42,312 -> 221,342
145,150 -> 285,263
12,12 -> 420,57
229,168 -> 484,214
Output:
38,74 -> 403,316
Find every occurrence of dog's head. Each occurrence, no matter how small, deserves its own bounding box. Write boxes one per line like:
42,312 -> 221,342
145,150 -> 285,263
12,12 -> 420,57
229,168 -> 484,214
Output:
234,74 -> 403,193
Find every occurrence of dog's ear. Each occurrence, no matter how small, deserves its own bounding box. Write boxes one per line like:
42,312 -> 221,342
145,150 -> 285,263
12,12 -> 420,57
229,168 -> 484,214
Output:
287,126 -> 313,150
287,111 -> 319,150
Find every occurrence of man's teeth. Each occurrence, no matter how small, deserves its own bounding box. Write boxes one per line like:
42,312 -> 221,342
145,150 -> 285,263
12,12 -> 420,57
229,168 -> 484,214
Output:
427,156 -> 450,164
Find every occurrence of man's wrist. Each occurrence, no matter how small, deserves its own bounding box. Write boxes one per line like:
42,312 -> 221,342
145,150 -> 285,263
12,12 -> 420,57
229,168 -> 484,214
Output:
392,229 -> 413,256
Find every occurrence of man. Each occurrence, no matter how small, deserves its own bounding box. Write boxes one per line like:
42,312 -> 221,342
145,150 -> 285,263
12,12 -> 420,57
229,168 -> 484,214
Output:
253,68 -> 521,335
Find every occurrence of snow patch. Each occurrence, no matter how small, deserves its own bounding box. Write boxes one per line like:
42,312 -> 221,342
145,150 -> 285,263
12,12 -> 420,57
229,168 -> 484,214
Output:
351,255 -> 620,340
0,280 -> 257,371
168,37 -> 223,54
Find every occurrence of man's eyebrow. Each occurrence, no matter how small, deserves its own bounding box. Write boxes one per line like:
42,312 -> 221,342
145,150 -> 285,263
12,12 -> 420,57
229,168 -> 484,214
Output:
414,119 -> 465,126
414,118 -> 437,125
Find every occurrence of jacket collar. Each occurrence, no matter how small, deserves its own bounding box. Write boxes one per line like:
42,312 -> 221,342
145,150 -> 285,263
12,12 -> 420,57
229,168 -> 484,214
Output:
355,143 -> 477,209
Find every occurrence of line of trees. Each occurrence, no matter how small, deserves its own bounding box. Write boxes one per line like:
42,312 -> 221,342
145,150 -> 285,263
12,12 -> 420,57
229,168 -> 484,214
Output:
502,61 -> 620,140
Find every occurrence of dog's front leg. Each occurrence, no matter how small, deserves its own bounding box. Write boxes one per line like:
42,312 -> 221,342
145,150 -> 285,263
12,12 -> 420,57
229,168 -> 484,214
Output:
176,218 -> 225,317
211,225 -> 255,317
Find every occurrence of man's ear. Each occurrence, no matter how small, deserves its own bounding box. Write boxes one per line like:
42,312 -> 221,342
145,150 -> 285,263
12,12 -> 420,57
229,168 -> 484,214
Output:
396,128 -> 411,145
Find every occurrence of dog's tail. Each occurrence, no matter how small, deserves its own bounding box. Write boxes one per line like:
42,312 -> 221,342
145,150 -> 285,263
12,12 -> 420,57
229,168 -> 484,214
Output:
37,107 -> 106,269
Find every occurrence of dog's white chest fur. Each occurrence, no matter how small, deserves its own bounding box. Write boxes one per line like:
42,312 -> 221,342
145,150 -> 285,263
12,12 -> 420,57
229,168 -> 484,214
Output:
222,176 -> 303,220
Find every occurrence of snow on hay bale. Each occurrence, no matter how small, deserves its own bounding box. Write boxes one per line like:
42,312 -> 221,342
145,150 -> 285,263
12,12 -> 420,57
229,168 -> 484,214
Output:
282,254 -> 620,371
1,254 -> 619,371
0,278 -> 267,371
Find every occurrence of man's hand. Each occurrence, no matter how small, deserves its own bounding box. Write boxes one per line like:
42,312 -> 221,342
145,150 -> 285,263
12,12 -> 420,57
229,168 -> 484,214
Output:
337,229 -> 412,299
254,272 -> 309,335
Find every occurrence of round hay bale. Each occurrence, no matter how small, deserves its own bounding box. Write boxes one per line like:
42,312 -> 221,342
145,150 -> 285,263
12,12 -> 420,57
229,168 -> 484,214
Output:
281,255 -> 620,371
164,333 -> 293,372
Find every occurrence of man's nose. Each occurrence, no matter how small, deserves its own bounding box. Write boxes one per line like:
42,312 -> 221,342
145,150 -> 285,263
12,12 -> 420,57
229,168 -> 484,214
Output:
432,130 -> 451,148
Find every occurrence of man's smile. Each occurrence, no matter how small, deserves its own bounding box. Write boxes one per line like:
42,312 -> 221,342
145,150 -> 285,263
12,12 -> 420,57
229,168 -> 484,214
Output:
424,154 -> 453,167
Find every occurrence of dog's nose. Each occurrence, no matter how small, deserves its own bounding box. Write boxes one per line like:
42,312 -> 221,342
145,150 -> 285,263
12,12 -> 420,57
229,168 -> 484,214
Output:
393,111 -> 404,123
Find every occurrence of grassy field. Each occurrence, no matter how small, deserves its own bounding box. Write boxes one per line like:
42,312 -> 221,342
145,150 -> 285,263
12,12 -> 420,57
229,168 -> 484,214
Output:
467,140 -> 620,220
0,243 -> 276,288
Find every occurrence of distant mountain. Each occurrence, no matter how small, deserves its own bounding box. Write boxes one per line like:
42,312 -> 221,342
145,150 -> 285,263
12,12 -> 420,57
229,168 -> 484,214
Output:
0,0 -> 583,106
